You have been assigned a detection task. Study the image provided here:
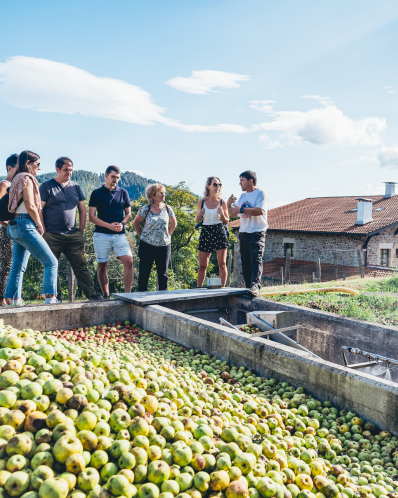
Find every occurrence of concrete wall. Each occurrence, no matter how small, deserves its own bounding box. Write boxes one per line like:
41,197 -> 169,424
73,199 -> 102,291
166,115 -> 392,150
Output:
0,301 -> 132,331
131,303 -> 398,434
228,296 -> 398,366
161,296 -> 231,324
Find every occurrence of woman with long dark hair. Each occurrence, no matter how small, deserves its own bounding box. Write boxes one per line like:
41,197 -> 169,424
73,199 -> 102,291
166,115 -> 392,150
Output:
5,151 -> 58,305
195,176 -> 229,287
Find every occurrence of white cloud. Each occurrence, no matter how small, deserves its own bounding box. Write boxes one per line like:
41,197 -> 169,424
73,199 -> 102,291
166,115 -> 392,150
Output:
252,102 -> 386,148
0,56 -> 249,134
249,100 -> 275,114
0,57 -> 389,146
377,147 -> 398,168
259,134 -> 281,149
383,86 -> 394,95
0,56 -> 167,126
125,169 -> 147,177
167,122 -> 250,133
165,70 -> 250,95
302,95 -> 333,106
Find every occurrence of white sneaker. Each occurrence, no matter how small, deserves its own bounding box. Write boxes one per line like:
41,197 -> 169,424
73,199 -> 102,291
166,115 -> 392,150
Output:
44,297 -> 61,305
7,299 -> 24,307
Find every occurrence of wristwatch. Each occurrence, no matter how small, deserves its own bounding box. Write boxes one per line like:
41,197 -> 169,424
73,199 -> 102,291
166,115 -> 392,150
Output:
121,221 -> 125,226
240,207 -> 244,214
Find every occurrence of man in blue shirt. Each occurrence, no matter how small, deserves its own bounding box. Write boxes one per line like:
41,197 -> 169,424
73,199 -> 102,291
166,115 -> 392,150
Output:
40,157 -> 99,301
89,165 -> 133,298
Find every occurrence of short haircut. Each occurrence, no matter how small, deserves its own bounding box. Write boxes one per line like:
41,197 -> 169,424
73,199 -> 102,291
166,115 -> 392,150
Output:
105,165 -> 120,175
240,170 -> 257,186
56,157 -> 73,170
145,183 -> 165,204
6,154 -> 18,170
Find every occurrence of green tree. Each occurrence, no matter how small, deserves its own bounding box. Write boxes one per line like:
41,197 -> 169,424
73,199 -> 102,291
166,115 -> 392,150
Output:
130,182 -> 201,289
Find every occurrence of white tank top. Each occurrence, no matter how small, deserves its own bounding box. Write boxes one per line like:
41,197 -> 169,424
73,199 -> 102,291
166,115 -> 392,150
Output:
15,194 -> 28,214
203,201 -> 222,225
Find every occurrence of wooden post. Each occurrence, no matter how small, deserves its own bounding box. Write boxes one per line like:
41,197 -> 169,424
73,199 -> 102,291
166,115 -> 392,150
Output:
312,272 -> 316,283
68,263 -> 77,302
343,271 -> 346,281
317,258 -> 321,283
285,249 -> 291,284
226,250 -> 232,287
280,267 -> 284,285
357,249 -> 365,278
334,250 -> 338,281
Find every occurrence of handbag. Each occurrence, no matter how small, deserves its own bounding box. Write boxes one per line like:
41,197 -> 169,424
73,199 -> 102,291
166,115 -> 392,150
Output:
0,187 -> 23,222
195,199 -> 230,238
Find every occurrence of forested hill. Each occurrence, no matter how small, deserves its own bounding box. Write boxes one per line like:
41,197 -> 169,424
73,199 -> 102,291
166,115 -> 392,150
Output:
1,170 -> 157,200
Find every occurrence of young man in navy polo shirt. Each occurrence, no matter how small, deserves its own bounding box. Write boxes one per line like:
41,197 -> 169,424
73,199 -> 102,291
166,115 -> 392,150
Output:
89,165 -> 133,298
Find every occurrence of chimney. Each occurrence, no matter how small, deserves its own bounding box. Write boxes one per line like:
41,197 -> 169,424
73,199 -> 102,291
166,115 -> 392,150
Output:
355,198 -> 373,225
384,182 -> 397,198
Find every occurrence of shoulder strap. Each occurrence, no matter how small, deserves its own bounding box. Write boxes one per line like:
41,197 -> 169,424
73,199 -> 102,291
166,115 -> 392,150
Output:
143,204 -> 151,222
201,199 -> 204,209
219,199 -> 223,206
165,204 -> 170,216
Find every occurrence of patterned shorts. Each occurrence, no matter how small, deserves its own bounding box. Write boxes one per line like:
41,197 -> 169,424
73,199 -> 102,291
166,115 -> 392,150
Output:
198,224 -> 229,253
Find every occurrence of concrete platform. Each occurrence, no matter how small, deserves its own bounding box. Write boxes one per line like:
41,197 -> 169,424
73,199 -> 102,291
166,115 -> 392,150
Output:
112,287 -> 248,306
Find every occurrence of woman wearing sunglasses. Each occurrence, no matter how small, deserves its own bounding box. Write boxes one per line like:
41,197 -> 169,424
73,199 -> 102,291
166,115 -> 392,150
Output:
195,176 -> 229,287
5,151 -> 58,305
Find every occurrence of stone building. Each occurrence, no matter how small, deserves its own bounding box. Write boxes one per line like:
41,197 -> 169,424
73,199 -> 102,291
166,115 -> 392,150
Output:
230,182 -> 398,287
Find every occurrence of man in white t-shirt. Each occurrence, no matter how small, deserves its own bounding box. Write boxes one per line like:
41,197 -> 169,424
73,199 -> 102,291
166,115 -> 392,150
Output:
228,170 -> 268,296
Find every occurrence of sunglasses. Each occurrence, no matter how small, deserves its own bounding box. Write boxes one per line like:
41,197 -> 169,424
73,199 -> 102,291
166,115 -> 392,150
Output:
212,183 -> 222,187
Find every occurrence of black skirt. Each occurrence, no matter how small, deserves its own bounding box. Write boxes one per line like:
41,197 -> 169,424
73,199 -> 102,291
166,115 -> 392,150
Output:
198,224 -> 229,252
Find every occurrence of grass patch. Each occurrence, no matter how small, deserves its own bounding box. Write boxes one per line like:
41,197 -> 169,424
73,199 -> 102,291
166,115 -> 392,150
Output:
361,274 -> 398,293
265,292 -> 398,326
260,274 -> 398,294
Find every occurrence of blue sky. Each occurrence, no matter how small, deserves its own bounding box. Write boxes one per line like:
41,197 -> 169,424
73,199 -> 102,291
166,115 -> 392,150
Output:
1,0 -> 398,207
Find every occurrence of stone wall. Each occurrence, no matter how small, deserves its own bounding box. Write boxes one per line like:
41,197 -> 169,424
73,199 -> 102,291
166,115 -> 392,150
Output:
232,229 -> 364,286
263,231 -> 363,266
232,227 -> 398,286
366,226 -> 398,267
233,235 -> 245,287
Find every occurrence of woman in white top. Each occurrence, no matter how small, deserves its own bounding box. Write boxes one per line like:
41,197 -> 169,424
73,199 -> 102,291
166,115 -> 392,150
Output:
195,176 -> 229,287
0,154 -> 18,304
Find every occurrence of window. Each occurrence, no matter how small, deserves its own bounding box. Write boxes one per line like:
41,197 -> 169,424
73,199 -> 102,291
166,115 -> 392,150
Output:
284,243 -> 294,258
380,249 -> 390,267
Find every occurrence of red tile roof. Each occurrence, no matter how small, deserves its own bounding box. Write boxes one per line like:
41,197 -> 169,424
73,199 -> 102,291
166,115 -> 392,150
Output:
228,195 -> 398,235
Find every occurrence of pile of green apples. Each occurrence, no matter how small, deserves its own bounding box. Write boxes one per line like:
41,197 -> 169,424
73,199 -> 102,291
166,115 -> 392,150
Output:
0,322 -> 397,498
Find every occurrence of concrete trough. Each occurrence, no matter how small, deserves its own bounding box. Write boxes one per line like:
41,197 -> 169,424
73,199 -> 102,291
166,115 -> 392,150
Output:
1,289 -> 398,434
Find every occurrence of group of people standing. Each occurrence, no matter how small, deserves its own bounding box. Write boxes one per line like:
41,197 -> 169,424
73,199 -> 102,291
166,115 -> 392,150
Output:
195,171 -> 268,296
0,150 -> 267,305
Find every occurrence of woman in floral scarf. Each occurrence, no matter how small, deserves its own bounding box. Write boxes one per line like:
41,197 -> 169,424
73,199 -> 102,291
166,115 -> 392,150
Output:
5,150 -> 58,306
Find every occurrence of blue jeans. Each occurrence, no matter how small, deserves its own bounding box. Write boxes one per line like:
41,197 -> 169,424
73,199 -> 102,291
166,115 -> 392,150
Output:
5,214 -> 58,299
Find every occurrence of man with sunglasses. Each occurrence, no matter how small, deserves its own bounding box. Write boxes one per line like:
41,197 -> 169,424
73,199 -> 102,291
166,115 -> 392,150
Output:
228,170 -> 268,296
